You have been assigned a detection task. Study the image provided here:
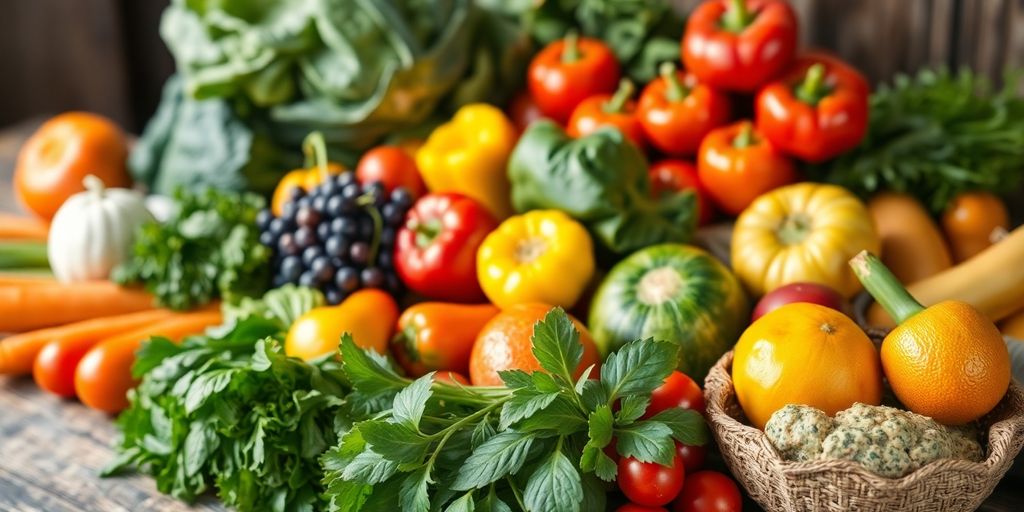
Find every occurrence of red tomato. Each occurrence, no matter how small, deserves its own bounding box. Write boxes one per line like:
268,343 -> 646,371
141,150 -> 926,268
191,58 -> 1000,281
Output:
648,160 -> 715,226
617,504 -> 669,512
618,454 -> 686,507
508,91 -> 548,133
33,340 -> 83,398
567,80 -> 646,148
528,33 -> 621,123
677,442 -> 707,473
355,146 -> 426,198
645,371 -> 706,418
672,471 -> 743,512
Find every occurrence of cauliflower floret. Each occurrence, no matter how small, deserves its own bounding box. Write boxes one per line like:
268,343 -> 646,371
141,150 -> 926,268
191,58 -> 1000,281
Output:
764,404 -> 833,461
764,402 -> 984,477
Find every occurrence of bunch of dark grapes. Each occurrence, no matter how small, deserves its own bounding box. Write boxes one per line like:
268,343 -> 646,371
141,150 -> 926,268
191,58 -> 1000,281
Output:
256,172 -> 412,305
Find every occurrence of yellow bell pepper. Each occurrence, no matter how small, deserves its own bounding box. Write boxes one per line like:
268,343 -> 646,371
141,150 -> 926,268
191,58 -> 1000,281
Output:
271,132 -> 344,215
416,104 -> 517,219
477,210 -> 595,308
731,182 -> 881,298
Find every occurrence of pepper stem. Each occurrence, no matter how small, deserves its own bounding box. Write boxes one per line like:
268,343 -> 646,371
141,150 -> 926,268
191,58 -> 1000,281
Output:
414,218 -> 444,248
721,0 -> 754,33
794,63 -> 831,105
561,30 -> 581,63
659,62 -> 689,102
849,250 -> 925,324
302,131 -> 331,182
732,122 -> 757,148
603,79 -> 635,114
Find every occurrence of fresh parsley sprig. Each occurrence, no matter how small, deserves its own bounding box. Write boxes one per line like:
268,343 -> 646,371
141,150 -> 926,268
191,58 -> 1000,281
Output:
322,308 -> 708,512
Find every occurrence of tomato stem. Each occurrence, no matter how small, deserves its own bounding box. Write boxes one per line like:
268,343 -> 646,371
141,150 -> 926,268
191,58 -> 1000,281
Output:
561,30 -> 581,63
795,63 -> 832,105
413,218 -> 443,248
731,122 -> 757,148
721,0 -> 754,33
603,79 -> 635,114
849,250 -> 925,324
302,131 -> 331,182
660,62 -> 689,102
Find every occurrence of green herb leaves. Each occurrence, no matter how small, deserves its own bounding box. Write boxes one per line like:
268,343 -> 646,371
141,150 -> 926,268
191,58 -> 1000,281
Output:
113,187 -> 270,310
322,307 -> 708,512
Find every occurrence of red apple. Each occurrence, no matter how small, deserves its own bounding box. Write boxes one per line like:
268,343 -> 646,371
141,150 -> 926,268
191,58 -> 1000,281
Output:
752,282 -> 849,322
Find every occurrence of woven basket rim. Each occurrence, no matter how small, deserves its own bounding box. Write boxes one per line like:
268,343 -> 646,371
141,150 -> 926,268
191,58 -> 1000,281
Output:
705,350 -> 1024,489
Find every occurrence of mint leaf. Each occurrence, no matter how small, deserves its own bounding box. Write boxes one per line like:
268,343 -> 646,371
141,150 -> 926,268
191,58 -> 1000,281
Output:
399,466 -> 431,512
499,389 -> 559,429
593,449 -> 617,481
616,395 -> 650,425
574,364 -> 596,395
530,308 -> 582,384
516,396 -> 587,435
616,421 -> 675,466
581,473 -> 607,512
581,379 -> 609,411
360,421 -> 429,464
452,432 -> 536,491
498,369 -> 533,389
476,487 -> 513,512
446,492 -> 476,512
341,449 -> 399,484
531,372 -> 561,393
649,408 -> 709,446
523,448 -> 583,512
340,335 -> 407,397
392,374 -> 433,428
324,480 -> 372,512
587,405 -> 614,448
601,339 -> 678,400
471,418 -> 496,450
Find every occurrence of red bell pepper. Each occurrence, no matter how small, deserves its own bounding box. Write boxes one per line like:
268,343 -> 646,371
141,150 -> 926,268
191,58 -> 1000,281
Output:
567,79 -> 646,148
682,0 -> 798,92
394,193 -> 498,302
648,159 -> 716,226
528,32 -> 621,124
755,52 -> 870,162
638,63 -> 732,156
697,121 -> 796,215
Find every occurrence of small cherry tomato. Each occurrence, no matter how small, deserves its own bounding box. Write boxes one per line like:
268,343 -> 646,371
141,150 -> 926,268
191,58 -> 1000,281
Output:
618,454 -> 686,507
645,371 -> 707,418
356,146 -> 427,198
672,471 -> 743,512
568,79 -> 646,148
508,92 -> 548,133
677,442 -> 707,473
648,160 -> 715,226
617,504 -> 669,512
433,371 -> 471,386
528,32 -> 621,123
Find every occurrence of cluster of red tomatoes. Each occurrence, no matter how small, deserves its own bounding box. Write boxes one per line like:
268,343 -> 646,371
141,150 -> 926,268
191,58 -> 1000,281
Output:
614,371 -> 743,512
512,0 -> 870,223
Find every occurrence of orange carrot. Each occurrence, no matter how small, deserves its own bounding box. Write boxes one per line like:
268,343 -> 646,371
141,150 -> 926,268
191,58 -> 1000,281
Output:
0,274 -> 56,287
0,281 -> 156,333
0,308 -> 172,376
0,214 -> 48,241
75,309 -> 223,414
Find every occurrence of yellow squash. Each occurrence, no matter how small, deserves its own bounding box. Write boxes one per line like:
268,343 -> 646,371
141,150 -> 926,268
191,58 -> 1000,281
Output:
732,302 -> 884,430
867,192 -> 952,284
731,183 -> 880,298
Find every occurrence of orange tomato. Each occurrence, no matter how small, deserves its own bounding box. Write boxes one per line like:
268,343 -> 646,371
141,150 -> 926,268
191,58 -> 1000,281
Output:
392,302 -> 500,377
732,302 -> 883,429
942,191 -> 1010,263
469,303 -> 600,386
434,371 -> 471,386
285,289 -> 398,361
271,163 -> 345,216
15,112 -> 131,220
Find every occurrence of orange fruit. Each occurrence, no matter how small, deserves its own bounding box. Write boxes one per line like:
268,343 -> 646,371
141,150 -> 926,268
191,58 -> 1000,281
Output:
882,300 -> 1011,425
469,303 -> 600,386
15,112 -> 131,220
942,191 -> 1010,263
285,289 -> 398,361
732,302 -> 883,430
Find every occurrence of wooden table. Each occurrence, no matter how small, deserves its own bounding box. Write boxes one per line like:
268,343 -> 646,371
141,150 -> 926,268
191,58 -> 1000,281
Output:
1,120 -> 1022,511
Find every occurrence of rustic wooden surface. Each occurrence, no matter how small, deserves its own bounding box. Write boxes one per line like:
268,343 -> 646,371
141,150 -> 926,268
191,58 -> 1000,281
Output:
1,124 -> 1022,511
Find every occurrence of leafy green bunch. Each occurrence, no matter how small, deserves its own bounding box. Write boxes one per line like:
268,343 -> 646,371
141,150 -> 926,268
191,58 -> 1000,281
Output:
322,308 -> 707,512
821,68 -> 1024,213
106,289 -> 345,512
113,187 -> 271,310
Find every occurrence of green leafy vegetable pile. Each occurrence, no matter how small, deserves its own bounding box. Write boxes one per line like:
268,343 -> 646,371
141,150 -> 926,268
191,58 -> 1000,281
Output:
113,188 -> 271,310
821,68 -> 1024,213
322,308 -> 707,512
106,288 -> 342,512
133,0 -> 530,195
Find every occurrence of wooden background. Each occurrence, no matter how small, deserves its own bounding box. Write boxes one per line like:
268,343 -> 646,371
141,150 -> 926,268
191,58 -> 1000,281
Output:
1,0 -> 1024,133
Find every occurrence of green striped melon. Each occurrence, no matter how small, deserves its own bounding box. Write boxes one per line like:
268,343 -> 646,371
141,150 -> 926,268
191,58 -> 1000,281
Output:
588,243 -> 749,381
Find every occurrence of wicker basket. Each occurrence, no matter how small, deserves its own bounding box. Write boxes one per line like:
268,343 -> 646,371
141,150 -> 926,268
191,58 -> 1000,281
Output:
704,350 -> 1024,512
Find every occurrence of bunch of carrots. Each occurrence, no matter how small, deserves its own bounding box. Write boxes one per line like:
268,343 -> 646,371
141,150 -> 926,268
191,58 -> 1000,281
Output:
0,217 -> 222,414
